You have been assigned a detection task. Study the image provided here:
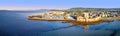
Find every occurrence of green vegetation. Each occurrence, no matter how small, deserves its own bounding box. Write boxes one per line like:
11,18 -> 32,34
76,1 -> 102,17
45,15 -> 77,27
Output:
61,7 -> 120,13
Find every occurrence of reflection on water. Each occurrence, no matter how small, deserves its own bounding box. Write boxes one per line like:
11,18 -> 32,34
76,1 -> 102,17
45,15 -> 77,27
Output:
0,12 -> 120,36
36,20 -> 120,36
36,20 -> 115,30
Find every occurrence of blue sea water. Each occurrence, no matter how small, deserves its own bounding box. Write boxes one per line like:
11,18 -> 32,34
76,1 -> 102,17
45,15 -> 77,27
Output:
0,11 -> 120,36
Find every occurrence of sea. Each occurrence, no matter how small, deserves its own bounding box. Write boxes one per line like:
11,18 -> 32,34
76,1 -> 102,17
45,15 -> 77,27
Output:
0,11 -> 120,36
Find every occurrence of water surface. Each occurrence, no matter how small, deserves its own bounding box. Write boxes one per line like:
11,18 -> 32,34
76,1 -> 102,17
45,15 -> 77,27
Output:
0,11 -> 120,36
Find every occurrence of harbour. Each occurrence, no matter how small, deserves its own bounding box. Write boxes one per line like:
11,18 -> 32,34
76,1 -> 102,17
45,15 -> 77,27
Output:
1,0 -> 120,36
28,11 -> 120,22
0,11 -> 120,36
28,11 -> 120,30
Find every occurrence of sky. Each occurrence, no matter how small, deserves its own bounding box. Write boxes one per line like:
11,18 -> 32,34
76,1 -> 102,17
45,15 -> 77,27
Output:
0,0 -> 120,10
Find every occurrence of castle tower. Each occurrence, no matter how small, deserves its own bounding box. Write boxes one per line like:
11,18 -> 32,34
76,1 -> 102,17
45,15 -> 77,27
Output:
83,12 -> 89,19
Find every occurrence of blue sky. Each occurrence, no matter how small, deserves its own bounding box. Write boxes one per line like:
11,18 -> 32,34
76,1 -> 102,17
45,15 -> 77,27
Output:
0,0 -> 120,10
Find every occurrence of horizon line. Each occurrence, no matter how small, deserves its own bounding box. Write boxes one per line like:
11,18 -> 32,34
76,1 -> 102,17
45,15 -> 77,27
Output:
0,7 -> 120,10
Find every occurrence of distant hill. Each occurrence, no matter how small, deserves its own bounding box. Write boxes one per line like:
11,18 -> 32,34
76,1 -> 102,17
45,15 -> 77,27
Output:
1,7 -> 120,12
61,7 -> 120,13
69,7 -> 120,11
